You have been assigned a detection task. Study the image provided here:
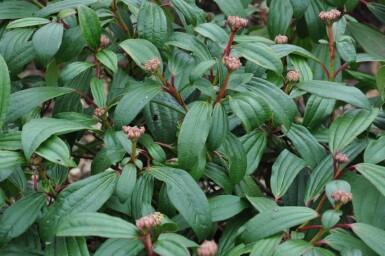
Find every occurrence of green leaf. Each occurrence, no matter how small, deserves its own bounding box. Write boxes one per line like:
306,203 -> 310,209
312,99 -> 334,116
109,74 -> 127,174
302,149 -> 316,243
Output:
36,0 -> 97,17
153,239 -> 189,256
220,133 -> 247,184
284,124 -> 327,167
274,240 -> 313,256
59,62 -> 95,82
303,95 -> 335,130
21,117 -> 91,159
57,212 -> 138,239
364,136 -> 385,164
91,147 -> 126,174
234,43 -> 283,74
178,102 -> 212,179
296,81 -> 370,110
0,55 -> 10,129
189,60 -> 217,83
267,0 -> 293,39
90,78 -> 106,107
229,93 -> 271,133
368,3 -> 385,25
247,78 -> 298,129
290,0 -> 310,19
7,87 -> 73,123
55,27 -> 86,63
0,132 -> 22,151
322,210 -> 342,230
348,22 -> 385,59
148,167 -> 212,240
0,1 -> 39,19
39,171 -> 117,241
204,163 -> 233,194
0,151 -> 26,169
194,23 -> 229,48
329,109 -> 378,154
209,195 -> 248,222
166,32 -> 211,61
114,83 -> 163,128
158,233 -> 198,248
213,0 -> 246,17
137,2 -> 168,48
94,239 -> 144,256
45,237 -> 89,256
78,5 -> 101,50
304,0 -> 326,41
336,36 -> 357,63
241,206 -> 318,243
352,223 -> 385,256
250,234 -> 282,256
120,39 -> 163,72
6,18 -> 50,29
207,103 -> 229,150
35,135 -> 76,167
270,44 -> 320,62
240,131 -> 268,175
271,150 -> 306,200
325,180 -> 351,206
32,23 -> 63,62
116,164 -> 136,203
96,49 -> 118,73
355,163 -> 385,198
376,65 -> 385,101
130,174 -> 154,220
169,0 -> 206,26
0,193 -> 46,246
139,134 -> 166,163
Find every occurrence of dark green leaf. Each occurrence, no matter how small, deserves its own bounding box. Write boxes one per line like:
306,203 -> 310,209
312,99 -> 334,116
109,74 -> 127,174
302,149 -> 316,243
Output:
194,23 -> 229,49
240,131 -> 268,175
45,237 -> 89,256
250,234 -> 282,256
209,195 -> 248,222
352,223 -> 385,256
267,0 -> 293,39
303,95 -> 335,130
96,49 -> 118,73
355,163 -> 385,198
213,0 -> 246,17
94,239 -> 144,256
274,240 -> 313,256
0,1 -> 39,19
169,0 -> 206,26
78,5 -> 101,50
59,62 -> 95,82
207,103 -> 229,150
90,77 -> 106,107
32,23 -> 63,62
0,151 -> 25,169
91,148 -> 126,174
0,55 -> 10,128
364,136 -> 385,164
36,0 -> 97,17
153,239 -> 189,256
166,32 -> 211,61
376,65 -> 385,101
35,135 -> 76,167
116,164 -> 136,203
304,0 -> 326,41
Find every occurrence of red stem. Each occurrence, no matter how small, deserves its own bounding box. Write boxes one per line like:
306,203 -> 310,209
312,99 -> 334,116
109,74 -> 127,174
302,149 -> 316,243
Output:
320,63 -> 331,79
334,223 -> 353,229
298,225 -> 323,232
215,72 -> 231,104
333,63 -> 349,79
222,31 -> 236,58
74,90 -> 98,108
313,239 -> 327,246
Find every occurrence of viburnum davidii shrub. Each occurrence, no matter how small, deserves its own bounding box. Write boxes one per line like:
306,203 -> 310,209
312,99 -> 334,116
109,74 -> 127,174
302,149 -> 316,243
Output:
1,0 -> 385,255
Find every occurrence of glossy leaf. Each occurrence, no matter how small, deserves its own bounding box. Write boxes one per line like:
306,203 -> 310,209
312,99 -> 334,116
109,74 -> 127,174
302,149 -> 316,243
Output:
355,163 -> 385,198
59,62 -> 95,82
303,95 -> 335,130
271,150 -> 306,199
36,0 -> 97,17
209,195 -> 248,222
376,65 -> 385,101
213,0 -> 246,17
115,164 -> 136,203
267,0 -> 293,39
78,5 -> 101,50
32,23 -> 63,62
364,136 -> 385,164
91,148 -> 126,174
57,212 -> 138,239
6,18 -> 50,29
240,131 -> 268,175
35,135 -> 76,167
241,207 -> 318,243
148,167 -> 212,240
45,237 -> 89,256
96,49 -> 118,73
0,1 -> 39,19
352,223 -> 385,256
94,239 -> 144,256
207,103 -> 229,150
250,234 -> 282,256
178,102 -> 212,179
166,32 -> 211,61
195,23 -> 229,48
0,151 -> 25,169
0,55 -> 10,129
90,77 -> 106,107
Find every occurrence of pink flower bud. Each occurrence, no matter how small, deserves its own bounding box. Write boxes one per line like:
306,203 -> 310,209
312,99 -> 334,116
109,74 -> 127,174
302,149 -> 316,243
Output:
152,212 -> 164,226
319,9 -> 341,22
227,16 -> 248,31
335,153 -> 349,164
274,35 -> 288,44
94,108 -> 105,117
136,215 -> 156,234
144,57 -> 160,72
286,70 -> 300,82
100,34 -> 110,47
122,126 -> 146,140
198,240 -> 218,256
331,190 -> 353,205
224,56 -> 242,71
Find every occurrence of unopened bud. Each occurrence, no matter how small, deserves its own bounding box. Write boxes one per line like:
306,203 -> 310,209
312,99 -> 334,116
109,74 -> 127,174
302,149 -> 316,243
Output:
319,9 -> 341,23
335,153 -> 349,164
224,56 -> 242,71
198,240 -> 218,256
144,57 -> 160,72
152,212 -> 164,226
100,35 -> 110,47
30,153 -> 43,165
227,16 -> 248,31
274,35 -> 288,44
94,108 -> 105,117
331,190 -> 353,205
136,215 -> 156,234
122,126 -> 145,140
286,70 -> 300,82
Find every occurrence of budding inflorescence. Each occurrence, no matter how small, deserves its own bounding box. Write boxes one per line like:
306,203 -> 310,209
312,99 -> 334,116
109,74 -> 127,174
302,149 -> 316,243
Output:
100,34 -> 110,47
94,108 -> 105,117
286,70 -> 300,82
319,9 -> 341,23
122,125 -> 145,140
135,212 -> 164,234
224,56 -> 242,71
30,153 -> 43,165
144,57 -> 160,73
198,240 -> 218,256
335,153 -> 349,164
331,190 -> 353,205
274,34 -> 288,44
227,16 -> 248,32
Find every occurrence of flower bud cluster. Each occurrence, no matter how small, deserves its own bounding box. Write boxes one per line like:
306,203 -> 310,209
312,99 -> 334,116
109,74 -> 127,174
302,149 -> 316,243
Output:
30,153 -> 43,165
319,9 -> 341,23
335,153 -> 349,164
144,57 -> 160,72
286,70 -> 300,82
224,56 -> 242,71
331,190 -> 353,204
135,212 -> 164,234
227,16 -> 248,32
94,108 -> 105,117
198,240 -> 218,256
274,35 -> 288,44
100,35 -> 110,47
122,125 -> 145,140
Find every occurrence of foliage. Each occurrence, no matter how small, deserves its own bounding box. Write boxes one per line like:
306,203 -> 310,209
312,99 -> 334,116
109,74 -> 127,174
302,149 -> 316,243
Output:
1,0 -> 385,255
